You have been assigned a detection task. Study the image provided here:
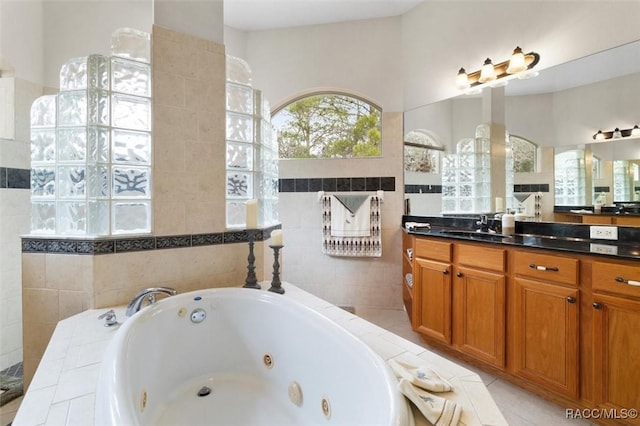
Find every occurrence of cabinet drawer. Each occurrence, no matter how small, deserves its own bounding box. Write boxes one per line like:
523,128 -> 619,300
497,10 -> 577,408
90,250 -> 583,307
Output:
414,238 -> 451,262
592,261 -> 640,298
456,243 -> 506,272
514,251 -> 578,286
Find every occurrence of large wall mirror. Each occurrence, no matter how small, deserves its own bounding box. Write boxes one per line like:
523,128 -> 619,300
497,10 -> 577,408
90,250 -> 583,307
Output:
404,39 -> 640,219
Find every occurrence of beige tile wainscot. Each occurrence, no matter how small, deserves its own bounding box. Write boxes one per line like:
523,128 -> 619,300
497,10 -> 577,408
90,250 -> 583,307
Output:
13,283 -> 506,426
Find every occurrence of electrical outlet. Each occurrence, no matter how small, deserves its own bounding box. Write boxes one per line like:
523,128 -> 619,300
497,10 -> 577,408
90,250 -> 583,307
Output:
590,243 -> 618,255
589,225 -> 618,240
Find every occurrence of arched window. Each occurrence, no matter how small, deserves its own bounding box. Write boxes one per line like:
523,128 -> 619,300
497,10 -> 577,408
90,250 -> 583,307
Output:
404,129 -> 441,173
272,93 -> 382,159
509,135 -> 537,173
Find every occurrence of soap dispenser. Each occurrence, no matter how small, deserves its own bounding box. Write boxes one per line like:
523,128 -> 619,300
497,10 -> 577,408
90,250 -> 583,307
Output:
502,210 -> 515,234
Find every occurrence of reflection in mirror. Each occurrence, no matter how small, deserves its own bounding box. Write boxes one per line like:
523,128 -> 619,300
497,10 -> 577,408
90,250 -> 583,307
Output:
404,39 -> 640,220
554,149 -> 586,205
589,138 -> 640,203
404,130 -> 441,173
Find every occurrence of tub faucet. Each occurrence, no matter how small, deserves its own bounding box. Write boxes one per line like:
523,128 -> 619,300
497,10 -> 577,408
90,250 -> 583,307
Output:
126,287 -> 177,316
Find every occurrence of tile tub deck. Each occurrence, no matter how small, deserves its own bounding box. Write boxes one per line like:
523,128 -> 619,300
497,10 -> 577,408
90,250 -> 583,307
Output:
13,283 -> 506,426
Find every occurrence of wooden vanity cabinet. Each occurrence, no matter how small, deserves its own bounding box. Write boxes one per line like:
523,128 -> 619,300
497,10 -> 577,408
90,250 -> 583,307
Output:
512,250 -> 579,398
404,233 -> 640,423
412,238 -> 452,344
401,231 -> 414,321
453,244 -> 506,367
591,261 -> 640,425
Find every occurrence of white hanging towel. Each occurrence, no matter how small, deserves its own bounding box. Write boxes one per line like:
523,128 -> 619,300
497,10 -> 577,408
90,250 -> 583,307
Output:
330,194 -> 371,237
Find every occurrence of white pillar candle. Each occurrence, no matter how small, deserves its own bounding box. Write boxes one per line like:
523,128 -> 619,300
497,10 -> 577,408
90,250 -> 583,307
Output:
246,199 -> 258,228
495,197 -> 504,212
270,229 -> 283,246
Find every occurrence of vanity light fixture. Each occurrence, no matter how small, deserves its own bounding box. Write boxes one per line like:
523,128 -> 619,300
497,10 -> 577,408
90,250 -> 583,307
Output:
457,46 -> 540,92
593,124 -> 640,141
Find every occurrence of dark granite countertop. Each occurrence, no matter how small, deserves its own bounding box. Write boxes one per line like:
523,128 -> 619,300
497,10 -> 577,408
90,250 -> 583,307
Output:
403,215 -> 640,261
554,204 -> 640,217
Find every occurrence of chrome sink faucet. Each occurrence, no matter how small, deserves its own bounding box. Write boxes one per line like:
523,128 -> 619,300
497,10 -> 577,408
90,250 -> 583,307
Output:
476,215 -> 490,232
126,287 -> 177,316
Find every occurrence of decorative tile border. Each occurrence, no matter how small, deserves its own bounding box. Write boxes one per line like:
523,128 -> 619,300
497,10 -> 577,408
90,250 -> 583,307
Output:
21,225 -> 281,255
404,184 -> 442,194
404,184 -> 549,194
513,183 -> 550,193
0,167 -> 30,189
279,176 -> 395,193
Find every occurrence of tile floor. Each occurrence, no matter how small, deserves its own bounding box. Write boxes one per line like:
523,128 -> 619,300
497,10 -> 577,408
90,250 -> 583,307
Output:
356,306 -> 594,426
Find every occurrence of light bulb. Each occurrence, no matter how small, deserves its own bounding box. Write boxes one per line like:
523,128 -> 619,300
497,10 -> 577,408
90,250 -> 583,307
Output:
456,68 -> 470,90
594,130 -> 605,141
478,58 -> 496,83
506,46 -> 527,74
613,128 -> 622,138
632,125 -> 640,136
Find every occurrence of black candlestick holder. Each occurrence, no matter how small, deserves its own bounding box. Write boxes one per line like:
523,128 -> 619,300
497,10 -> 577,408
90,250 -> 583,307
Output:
268,244 -> 284,294
243,230 -> 261,289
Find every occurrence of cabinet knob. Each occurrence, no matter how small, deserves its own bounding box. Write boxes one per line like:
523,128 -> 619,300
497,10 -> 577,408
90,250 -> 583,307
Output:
567,296 -> 576,304
456,272 -> 463,278
592,302 -> 603,310
443,269 -> 449,275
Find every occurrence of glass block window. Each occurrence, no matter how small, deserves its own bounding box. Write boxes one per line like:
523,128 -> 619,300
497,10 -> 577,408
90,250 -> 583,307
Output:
554,149 -> 586,205
225,56 -> 279,229
440,124 -> 494,214
29,28 -> 152,236
272,93 -> 382,159
613,160 -> 631,202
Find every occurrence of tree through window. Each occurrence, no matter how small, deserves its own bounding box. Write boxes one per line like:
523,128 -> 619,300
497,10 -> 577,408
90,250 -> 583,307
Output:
509,135 -> 537,173
272,93 -> 382,159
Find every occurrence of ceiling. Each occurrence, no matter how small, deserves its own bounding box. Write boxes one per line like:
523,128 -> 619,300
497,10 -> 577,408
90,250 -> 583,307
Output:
223,0 -> 424,31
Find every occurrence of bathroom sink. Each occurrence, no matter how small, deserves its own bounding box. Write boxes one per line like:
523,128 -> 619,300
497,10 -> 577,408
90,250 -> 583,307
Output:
440,229 -> 512,240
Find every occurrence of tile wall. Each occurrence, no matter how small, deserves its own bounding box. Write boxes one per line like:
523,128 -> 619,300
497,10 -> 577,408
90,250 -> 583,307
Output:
1,78 -> 43,372
20,26 -> 268,389
278,112 -> 405,309
152,25 -> 227,235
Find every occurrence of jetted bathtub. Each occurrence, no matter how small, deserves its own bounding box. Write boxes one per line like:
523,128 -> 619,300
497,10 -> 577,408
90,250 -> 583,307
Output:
95,287 -> 411,425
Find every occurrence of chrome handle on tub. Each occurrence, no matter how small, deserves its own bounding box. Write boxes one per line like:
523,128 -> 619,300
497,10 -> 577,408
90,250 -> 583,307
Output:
615,276 -> 640,287
98,309 -> 118,327
529,263 -> 559,272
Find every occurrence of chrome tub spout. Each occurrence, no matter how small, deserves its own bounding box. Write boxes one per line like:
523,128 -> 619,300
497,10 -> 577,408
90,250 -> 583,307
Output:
126,287 -> 177,316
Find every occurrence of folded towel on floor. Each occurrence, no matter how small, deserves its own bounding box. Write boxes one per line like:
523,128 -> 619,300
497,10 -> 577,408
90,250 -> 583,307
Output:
389,359 -> 453,393
398,379 -> 462,426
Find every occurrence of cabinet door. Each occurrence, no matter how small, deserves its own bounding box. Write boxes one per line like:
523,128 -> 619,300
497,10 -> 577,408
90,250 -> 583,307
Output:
413,258 -> 452,344
513,278 -> 579,398
592,294 -> 640,425
454,266 -> 505,367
